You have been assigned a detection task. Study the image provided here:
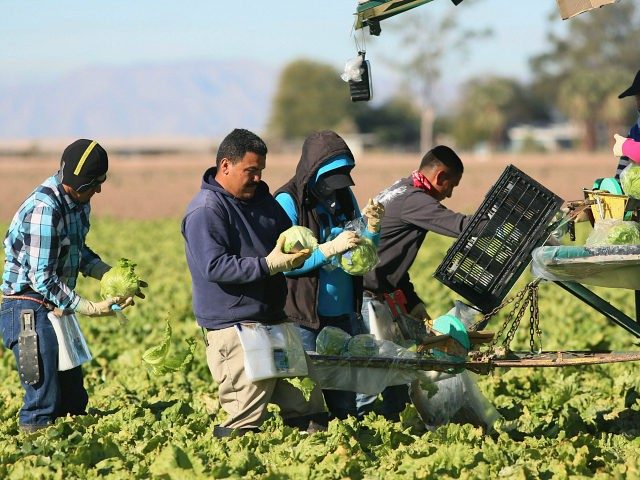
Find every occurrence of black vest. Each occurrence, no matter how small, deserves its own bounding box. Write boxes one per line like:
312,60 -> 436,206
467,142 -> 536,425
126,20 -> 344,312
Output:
275,181 -> 363,330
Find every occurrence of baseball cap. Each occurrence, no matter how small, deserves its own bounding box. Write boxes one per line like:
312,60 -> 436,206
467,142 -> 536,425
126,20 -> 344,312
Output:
618,70 -> 640,99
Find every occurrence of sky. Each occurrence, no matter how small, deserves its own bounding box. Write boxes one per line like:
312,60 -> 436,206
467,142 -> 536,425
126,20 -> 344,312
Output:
1,0 -> 566,92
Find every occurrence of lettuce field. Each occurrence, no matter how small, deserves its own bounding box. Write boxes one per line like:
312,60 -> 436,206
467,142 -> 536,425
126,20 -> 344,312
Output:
2,218 -> 640,479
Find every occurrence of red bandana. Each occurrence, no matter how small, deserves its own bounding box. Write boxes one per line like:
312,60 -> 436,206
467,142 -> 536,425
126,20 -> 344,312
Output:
411,170 -> 433,193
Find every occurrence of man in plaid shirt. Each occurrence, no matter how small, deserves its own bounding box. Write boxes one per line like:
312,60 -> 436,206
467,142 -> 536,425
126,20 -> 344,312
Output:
1,139 -> 140,432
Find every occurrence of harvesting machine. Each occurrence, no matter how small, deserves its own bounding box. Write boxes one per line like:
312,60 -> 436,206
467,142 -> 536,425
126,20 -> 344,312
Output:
311,165 -> 640,385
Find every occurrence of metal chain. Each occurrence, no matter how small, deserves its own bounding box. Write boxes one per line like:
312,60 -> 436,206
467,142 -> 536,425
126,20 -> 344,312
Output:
529,291 -> 536,353
474,280 -> 542,356
487,288 -> 527,351
532,285 -> 542,353
502,293 -> 530,349
471,287 -> 526,332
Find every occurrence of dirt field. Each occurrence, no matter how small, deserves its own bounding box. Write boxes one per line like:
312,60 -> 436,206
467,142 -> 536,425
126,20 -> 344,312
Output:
0,151 -> 618,220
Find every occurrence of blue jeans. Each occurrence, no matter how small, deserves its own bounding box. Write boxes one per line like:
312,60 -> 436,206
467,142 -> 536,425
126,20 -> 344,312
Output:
299,313 -> 364,420
356,296 -> 410,420
1,295 -> 88,428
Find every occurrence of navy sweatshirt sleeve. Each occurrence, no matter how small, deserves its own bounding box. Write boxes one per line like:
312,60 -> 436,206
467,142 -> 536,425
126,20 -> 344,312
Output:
183,204 -> 270,285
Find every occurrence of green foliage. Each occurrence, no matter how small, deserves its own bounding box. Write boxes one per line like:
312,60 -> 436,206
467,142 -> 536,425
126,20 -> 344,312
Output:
267,59 -> 354,139
1,220 -> 640,478
450,76 -> 549,151
142,320 -> 197,375
100,258 -> 141,299
531,3 -> 640,149
353,95 -> 421,149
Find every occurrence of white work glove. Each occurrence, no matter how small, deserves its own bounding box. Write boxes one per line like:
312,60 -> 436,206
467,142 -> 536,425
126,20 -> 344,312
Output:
75,297 -> 124,317
318,231 -> 360,259
265,235 -> 311,275
409,302 -> 432,325
87,260 -> 112,280
613,134 -> 627,157
361,198 -> 385,233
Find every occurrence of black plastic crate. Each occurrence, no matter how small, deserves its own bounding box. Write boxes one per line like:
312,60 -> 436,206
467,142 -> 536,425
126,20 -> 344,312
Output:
434,165 -> 564,313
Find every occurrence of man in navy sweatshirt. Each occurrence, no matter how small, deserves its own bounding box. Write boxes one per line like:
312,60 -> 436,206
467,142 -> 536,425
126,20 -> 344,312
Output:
182,129 -> 326,437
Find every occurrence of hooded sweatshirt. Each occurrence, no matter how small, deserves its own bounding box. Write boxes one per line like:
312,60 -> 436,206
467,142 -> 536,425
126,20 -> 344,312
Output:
182,167 -> 291,330
274,131 -> 367,329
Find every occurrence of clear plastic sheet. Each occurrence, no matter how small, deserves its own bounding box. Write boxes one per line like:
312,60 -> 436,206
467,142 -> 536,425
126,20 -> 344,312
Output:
308,345 -> 451,396
531,244 -> 640,289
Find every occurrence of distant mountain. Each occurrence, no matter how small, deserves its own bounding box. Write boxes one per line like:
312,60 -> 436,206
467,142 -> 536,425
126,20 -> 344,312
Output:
0,60 -> 278,140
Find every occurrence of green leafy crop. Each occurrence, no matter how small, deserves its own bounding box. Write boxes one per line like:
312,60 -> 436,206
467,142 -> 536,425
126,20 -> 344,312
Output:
346,334 -> 379,357
281,226 -> 318,253
316,326 -> 351,355
142,320 -> 196,375
605,222 -> 640,245
100,258 -> 141,299
339,237 -> 378,275
620,163 -> 640,198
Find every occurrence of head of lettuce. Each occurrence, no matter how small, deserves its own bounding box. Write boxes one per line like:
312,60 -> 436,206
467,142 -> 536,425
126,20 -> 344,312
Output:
100,258 -> 142,299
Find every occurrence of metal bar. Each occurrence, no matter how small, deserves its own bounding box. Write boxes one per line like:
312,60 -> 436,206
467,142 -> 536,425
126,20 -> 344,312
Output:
555,281 -> 640,338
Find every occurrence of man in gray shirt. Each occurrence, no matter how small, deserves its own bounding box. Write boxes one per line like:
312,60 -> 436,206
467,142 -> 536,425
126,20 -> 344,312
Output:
358,145 -> 472,420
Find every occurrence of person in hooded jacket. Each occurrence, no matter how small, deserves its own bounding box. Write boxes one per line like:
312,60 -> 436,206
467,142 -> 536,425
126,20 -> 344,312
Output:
274,130 -> 385,420
182,128 -> 327,437
613,69 -> 640,179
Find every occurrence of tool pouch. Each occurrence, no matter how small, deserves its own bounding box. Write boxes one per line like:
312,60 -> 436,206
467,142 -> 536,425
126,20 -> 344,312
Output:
18,309 -> 40,385
383,290 -> 430,342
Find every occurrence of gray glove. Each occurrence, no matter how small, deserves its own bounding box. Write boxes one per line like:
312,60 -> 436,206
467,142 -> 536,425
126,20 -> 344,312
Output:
75,297 -> 120,317
265,235 -> 311,275
318,231 -> 360,259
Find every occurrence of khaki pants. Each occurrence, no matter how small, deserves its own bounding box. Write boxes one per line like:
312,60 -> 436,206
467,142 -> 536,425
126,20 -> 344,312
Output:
206,326 -> 326,429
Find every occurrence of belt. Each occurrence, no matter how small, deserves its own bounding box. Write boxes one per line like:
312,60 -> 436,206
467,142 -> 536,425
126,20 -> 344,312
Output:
3,292 -> 55,311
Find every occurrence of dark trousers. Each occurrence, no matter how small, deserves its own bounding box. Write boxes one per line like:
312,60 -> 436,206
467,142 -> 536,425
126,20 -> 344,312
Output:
1,296 -> 88,427
298,313 -> 364,420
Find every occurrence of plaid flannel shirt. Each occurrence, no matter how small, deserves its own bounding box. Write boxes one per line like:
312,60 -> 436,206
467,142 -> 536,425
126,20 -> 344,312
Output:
2,175 -> 101,308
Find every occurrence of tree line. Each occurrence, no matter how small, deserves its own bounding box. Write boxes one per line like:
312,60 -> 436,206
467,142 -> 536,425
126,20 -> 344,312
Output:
267,3 -> 640,152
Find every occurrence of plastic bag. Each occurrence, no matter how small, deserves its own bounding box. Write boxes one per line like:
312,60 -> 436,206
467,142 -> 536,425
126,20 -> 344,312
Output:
446,300 -> 484,330
410,371 -> 502,431
340,54 -> 364,82
585,219 -> 640,247
235,322 -> 308,381
620,162 -> 640,198
334,218 -> 380,275
47,312 -> 92,371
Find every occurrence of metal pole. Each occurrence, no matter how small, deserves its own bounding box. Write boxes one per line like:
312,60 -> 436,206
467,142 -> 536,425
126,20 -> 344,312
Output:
555,281 -> 640,338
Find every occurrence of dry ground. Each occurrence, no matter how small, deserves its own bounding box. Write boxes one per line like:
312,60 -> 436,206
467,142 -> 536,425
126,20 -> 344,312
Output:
0,151 -> 617,221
